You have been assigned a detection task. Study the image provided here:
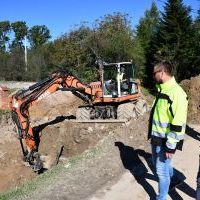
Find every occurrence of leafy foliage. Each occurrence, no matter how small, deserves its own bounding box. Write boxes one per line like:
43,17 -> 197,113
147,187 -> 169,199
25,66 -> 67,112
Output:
153,0 -> 194,81
190,11 -> 200,77
0,3 -> 200,86
11,21 -> 28,48
28,25 -> 51,48
89,12 -> 135,62
135,2 -> 159,84
0,21 -> 11,52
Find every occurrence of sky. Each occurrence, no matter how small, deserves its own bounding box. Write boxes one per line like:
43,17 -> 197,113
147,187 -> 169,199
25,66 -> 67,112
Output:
0,0 -> 199,40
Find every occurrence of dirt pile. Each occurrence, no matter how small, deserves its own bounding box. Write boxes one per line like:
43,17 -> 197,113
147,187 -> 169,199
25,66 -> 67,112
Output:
181,75 -> 200,124
29,91 -> 82,126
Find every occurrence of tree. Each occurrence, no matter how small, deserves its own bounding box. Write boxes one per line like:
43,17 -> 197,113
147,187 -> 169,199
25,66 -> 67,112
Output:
88,12 -> 148,80
91,12 -> 135,62
11,21 -> 28,48
0,52 -> 9,80
47,24 -> 98,81
0,21 -> 11,52
190,11 -> 200,77
6,47 -> 25,80
154,0 -> 193,81
135,1 -> 159,83
24,47 -> 49,81
28,25 -> 51,48
136,1 -> 159,52
48,13 -> 147,81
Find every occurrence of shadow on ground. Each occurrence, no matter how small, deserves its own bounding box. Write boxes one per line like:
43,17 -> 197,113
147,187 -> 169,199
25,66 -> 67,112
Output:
115,141 -> 196,200
186,125 -> 200,141
115,141 -> 156,200
169,182 -> 196,200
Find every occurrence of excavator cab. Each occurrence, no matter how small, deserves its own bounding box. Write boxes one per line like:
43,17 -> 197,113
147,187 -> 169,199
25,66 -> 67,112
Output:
103,62 -> 138,97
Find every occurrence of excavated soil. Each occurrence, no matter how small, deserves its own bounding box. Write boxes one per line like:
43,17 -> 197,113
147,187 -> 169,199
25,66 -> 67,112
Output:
0,75 -> 200,196
181,75 -> 200,124
0,115 -> 36,192
0,91 -> 120,192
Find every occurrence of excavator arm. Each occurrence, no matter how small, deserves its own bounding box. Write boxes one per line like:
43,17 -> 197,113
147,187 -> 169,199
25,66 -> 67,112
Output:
9,69 -> 98,171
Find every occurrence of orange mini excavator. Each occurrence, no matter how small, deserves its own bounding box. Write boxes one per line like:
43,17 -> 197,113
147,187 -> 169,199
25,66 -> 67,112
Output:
10,62 -> 146,171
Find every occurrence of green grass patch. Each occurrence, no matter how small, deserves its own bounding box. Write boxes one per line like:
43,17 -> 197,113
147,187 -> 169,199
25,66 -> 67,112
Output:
0,163 -> 64,200
0,110 -> 10,116
0,110 -> 11,122
65,147 -> 101,169
7,88 -> 18,95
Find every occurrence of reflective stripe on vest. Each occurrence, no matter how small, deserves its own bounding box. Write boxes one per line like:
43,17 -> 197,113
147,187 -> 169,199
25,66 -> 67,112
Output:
149,78 -> 188,150
151,130 -> 185,140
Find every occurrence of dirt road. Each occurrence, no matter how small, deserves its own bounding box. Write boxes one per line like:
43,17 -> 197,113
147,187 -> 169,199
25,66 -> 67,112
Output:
89,126 -> 199,200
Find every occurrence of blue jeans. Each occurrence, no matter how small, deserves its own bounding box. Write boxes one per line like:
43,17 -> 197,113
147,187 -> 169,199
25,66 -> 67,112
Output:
152,145 -> 177,200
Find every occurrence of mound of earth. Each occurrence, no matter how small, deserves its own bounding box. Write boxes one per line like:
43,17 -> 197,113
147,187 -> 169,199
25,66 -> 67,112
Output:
29,91 -> 82,126
181,75 -> 200,124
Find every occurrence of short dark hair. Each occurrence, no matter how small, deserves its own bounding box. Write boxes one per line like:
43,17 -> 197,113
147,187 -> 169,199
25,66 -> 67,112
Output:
154,61 -> 173,76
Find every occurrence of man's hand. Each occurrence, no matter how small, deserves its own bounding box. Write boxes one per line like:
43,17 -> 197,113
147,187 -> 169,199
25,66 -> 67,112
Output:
165,152 -> 173,159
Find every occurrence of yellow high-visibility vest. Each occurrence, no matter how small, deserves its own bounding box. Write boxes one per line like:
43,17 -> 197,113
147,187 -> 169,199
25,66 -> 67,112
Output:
149,77 -> 188,153
116,72 -> 124,82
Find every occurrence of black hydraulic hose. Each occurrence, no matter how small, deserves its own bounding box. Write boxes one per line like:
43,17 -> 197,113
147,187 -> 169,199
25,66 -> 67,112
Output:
19,138 -> 26,157
29,76 -> 53,91
11,111 -> 26,157
20,75 -> 60,118
11,111 -> 23,138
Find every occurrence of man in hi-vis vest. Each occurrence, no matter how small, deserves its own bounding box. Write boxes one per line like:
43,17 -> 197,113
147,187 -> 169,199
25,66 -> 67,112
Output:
116,67 -> 125,82
148,61 -> 188,200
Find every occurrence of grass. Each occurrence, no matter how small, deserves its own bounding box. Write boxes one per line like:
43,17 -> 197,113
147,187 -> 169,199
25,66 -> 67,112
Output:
0,110 -> 10,116
0,147 -> 101,200
0,164 -> 64,200
0,110 -> 11,122
7,88 -> 18,95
